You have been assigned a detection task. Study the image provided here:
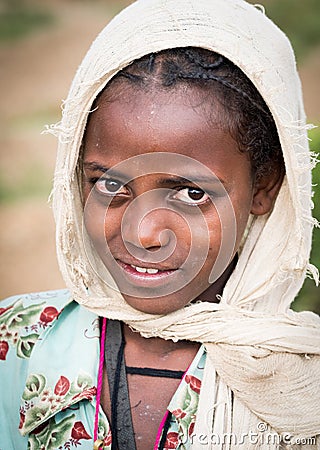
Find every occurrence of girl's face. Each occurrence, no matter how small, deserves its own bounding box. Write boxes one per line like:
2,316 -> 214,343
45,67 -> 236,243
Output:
82,83 -> 275,314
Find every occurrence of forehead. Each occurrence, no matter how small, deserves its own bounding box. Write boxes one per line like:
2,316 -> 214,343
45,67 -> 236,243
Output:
83,82 -> 240,168
93,80 -> 224,126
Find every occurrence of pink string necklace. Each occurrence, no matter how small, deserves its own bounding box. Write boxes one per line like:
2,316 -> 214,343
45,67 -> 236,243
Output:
93,317 -> 107,449
93,317 -> 188,450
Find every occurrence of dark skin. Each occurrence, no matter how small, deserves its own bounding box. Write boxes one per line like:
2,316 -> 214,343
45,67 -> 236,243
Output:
100,326 -> 200,449
82,83 -> 283,449
99,260 -> 237,449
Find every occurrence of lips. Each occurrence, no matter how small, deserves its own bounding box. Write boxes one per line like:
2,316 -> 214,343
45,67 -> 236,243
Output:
116,259 -> 177,281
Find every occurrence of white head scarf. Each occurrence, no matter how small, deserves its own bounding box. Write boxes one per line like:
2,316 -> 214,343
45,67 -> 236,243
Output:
51,0 -> 320,447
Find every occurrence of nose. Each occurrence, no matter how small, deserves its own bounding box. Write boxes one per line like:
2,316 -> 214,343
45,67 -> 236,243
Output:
120,189 -> 188,265
121,189 -> 183,261
122,203 -> 172,251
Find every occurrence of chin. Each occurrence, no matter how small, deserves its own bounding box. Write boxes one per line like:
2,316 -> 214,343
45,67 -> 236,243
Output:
122,294 -> 188,315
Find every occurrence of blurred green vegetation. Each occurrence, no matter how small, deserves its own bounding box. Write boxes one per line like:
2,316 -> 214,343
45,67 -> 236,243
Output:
293,126 -> 320,314
0,165 -> 52,204
247,0 -> 320,60
0,106 -> 59,204
0,0 -> 54,43
2,0 -> 320,60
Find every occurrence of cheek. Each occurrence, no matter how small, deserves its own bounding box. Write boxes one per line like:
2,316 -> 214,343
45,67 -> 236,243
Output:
205,215 -> 223,266
83,199 -> 121,250
203,200 -> 241,280
171,211 -> 214,265
233,194 -> 254,242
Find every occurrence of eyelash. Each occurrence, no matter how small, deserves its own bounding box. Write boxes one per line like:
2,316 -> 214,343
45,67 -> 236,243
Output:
88,177 -> 211,206
172,187 -> 210,205
95,178 -> 128,196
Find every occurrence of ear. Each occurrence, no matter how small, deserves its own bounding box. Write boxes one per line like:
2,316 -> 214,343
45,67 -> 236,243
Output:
251,167 -> 284,216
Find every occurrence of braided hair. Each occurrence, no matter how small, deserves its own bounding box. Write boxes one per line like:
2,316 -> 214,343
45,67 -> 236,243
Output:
99,47 -> 284,181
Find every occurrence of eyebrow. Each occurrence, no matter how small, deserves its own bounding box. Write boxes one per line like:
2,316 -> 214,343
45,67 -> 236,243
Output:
83,162 -> 133,186
83,162 -> 110,173
157,176 -> 223,188
83,161 -> 226,187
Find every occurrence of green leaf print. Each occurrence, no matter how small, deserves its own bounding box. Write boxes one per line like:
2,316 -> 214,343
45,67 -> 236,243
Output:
76,372 -> 93,390
28,414 -> 75,450
16,333 -> 39,359
22,373 -> 46,400
24,405 -> 51,432
68,372 -> 94,398
185,383 -> 199,413
98,417 -> 109,439
183,388 -> 191,410
1,300 -> 45,332
177,383 -> 200,441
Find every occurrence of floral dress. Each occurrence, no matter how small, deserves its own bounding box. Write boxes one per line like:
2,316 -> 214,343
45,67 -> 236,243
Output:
0,290 -> 206,450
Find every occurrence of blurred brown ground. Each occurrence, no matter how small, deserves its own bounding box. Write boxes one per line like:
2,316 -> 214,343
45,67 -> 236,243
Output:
0,0 -> 319,299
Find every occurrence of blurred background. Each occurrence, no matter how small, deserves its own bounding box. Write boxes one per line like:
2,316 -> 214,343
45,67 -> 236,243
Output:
0,0 -> 319,312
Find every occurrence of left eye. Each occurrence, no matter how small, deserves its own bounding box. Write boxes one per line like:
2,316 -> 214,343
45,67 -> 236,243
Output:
172,187 -> 209,205
95,178 -> 128,195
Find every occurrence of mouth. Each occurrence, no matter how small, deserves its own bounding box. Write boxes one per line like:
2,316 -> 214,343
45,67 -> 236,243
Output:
129,264 -> 161,275
116,260 -> 178,282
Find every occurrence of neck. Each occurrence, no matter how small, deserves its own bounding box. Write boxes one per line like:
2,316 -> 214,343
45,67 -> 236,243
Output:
123,323 -> 198,357
196,254 -> 238,303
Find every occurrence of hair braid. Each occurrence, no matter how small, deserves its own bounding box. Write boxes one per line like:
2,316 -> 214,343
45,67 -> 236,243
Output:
177,71 -> 269,115
101,47 -> 284,180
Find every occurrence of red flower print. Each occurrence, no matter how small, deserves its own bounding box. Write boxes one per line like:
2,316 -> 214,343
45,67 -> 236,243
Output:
33,422 -> 48,435
19,412 -> 25,429
40,306 -> 59,324
185,375 -> 201,394
0,305 -> 13,316
71,386 -> 97,402
172,408 -> 186,419
71,421 -> 91,440
104,428 -> 112,446
188,420 -> 195,437
54,375 -> 70,396
164,431 -> 179,449
0,341 -> 9,360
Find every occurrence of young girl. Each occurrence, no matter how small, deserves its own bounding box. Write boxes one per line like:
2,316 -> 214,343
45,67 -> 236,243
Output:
1,0 -> 320,449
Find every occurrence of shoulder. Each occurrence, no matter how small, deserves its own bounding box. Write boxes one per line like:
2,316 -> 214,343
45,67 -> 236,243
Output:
0,288 -> 71,310
0,290 -> 98,448
0,289 -> 72,361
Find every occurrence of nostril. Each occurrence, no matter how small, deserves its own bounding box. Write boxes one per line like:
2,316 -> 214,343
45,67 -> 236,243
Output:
123,228 -> 177,265
145,245 -> 162,252
159,229 -> 176,247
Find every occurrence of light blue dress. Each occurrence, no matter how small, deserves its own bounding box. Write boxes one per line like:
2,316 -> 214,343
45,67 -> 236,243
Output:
0,290 -> 206,449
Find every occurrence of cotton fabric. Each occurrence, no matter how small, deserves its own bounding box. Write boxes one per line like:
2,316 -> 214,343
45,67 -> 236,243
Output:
48,0 -> 320,447
0,290 -> 205,449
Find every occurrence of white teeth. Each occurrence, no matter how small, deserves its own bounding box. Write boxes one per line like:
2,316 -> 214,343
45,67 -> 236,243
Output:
130,265 -> 159,274
146,268 -> 159,274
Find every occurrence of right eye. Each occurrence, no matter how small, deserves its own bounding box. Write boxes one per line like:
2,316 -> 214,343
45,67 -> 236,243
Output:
172,187 -> 209,205
94,178 -> 129,196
